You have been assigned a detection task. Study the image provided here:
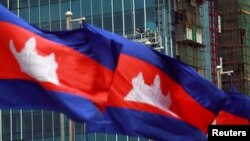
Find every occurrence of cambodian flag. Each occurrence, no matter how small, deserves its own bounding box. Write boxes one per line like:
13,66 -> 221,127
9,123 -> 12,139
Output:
85,25 -> 227,140
0,4 -> 227,140
215,92 -> 250,125
0,4 -> 121,121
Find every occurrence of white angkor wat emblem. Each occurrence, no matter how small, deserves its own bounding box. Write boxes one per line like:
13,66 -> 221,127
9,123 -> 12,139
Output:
9,37 -> 60,85
124,72 -> 178,117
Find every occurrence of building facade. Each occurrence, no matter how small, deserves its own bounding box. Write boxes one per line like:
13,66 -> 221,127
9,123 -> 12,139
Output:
217,0 -> 250,95
0,0 -> 212,141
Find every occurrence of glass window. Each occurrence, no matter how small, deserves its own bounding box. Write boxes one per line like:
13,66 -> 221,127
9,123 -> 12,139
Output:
20,0 -> 29,21
44,111 -> 53,138
40,1 -> 49,22
2,114 -> 10,141
71,0 -> 83,29
53,113 -> 60,137
75,122 -> 84,135
146,0 -> 155,8
41,22 -> 50,30
23,111 -> 32,140
71,0 -> 81,20
118,135 -> 127,141
96,133 -> 107,140
54,136 -> 61,141
135,0 -> 144,9
82,0 -> 91,16
103,0 -> 112,31
20,7 -> 29,22
50,1 -> 60,21
86,133 -> 95,141
146,0 -> 156,30
92,0 -> 101,15
124,0 -> 133,35
64,117 -> 69,137
61,20 -> 67,30
30,0 -> 39,7
60,1 -> 71,29
30,6 -> 39,25
12,110 -> 20,140
114,0 -> 123,34
33,111 -> 42,139
51,21 -> 61,31
50,1 -> 62,30
107,134 -> 117,141
129,136 -> 149,141
103,0 -> 111,14
75,122 -> 84,140
9,0 -> 18,15
0,0 -> 8,7
92,0 -> 102,27
135,0 -> 144,32
2,110 -> 10,115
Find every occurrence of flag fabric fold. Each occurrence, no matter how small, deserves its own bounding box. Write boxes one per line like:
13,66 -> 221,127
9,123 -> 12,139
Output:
87,108 -> 208,141
215,92 -> 250,125
0,4 -> 121,121
85,25 -> 227,140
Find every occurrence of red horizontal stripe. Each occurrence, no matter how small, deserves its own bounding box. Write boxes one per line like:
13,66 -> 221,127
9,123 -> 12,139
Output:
107,54 -> 214,133
216,111 -> 250,125
0,22 -> 113,108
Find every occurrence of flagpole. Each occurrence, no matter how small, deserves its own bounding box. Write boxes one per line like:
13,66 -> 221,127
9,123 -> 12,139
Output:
216,57 -> 233,89
65,11 -> 74,141
214,57 -> 234,125
65,11 -> 86,141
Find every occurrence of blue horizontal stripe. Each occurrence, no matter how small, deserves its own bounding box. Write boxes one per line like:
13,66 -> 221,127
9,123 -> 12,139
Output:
0,5 -> 121,70
0,79 -> 101,121
86,107 -> 207,141
223,92 -> 250,120
86,24 -> 227,114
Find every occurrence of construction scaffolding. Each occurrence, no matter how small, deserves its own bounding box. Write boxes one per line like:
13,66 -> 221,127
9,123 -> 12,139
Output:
218,0 -> 250,95
125,0 -> 165,52
209,0 -> 219,85
175,0 -> 206,76
126,29 -> 164,52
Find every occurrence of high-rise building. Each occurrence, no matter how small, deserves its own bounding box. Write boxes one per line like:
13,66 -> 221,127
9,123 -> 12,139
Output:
217,0 -> 250,95
174,0 -> 211,80
0,0 -> 213,141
